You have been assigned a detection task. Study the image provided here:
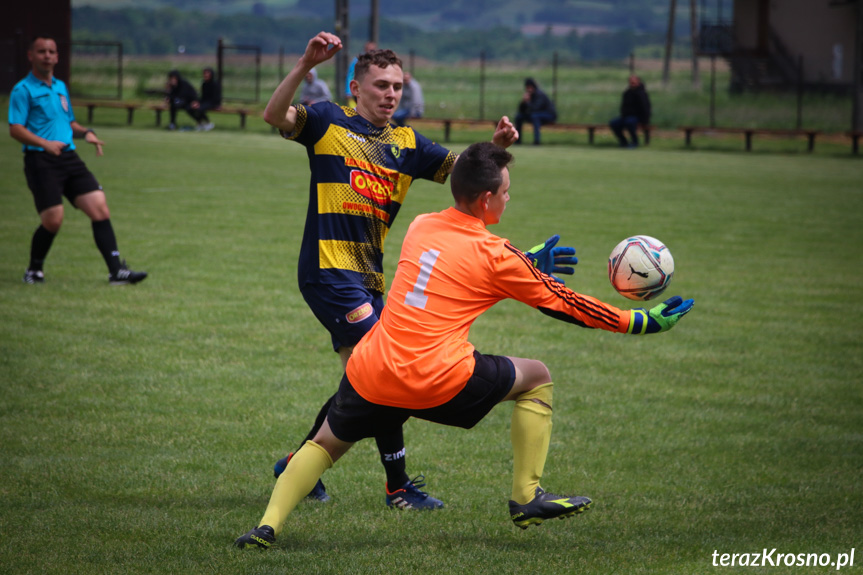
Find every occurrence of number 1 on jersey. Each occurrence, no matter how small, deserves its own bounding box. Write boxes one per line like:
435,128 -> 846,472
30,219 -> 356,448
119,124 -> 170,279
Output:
405,249 -> 440,309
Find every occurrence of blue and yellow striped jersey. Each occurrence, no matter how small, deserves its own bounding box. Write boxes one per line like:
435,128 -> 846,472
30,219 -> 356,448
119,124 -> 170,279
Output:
285,102 -> 456,293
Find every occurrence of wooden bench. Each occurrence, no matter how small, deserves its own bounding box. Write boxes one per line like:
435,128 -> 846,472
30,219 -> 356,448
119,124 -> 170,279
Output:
150,103 -> 253,129
406,118 -> 494,142
680,126 -> 820,152
548,123 -> 652,145
407,118 -> 651,145
75,101 -> 141,126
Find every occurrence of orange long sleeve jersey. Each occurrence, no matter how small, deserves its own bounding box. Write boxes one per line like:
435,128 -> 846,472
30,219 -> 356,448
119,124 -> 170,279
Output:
347,207 -> 632,410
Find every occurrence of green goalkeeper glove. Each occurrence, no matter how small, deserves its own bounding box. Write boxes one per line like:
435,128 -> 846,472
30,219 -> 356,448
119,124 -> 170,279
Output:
524,234 -> 578,283
628,295 -> 694,335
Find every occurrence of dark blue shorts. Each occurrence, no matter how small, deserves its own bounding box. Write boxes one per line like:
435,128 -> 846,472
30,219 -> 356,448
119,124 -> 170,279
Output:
24,150 -> 101,213
300,282 -> 384,351
327,351 -> 516,443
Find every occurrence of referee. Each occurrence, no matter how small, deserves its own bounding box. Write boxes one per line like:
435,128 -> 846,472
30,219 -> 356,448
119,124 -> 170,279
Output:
8,36 -> 146,285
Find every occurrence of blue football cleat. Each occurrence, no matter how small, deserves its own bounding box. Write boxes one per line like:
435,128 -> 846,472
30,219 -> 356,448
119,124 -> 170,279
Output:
385,475 -> 444,510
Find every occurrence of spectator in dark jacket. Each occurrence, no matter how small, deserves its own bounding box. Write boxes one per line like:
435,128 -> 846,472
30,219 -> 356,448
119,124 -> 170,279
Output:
166,70 -> 200,130
514,77 -> 556,145
609,75 -> 651,148
192,67 -> 222,131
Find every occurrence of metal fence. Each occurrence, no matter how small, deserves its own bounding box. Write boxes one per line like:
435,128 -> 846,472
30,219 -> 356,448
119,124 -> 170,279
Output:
68,41 -> 123,100
217,39 -> 261,104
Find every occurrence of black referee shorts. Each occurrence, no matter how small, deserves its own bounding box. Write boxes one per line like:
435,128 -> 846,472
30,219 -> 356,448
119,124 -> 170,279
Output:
24,150 -> 102,213
327,351 -> 516,443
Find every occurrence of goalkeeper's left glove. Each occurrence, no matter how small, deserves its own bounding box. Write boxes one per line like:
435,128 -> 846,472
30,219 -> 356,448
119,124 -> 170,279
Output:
628,295 -> 695,335
524,234 -> 578,283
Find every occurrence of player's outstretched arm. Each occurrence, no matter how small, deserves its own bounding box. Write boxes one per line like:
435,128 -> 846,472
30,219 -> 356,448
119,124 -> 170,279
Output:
524,234 -> 577,284
263,31 -> 342,132
627,296 -> 694,335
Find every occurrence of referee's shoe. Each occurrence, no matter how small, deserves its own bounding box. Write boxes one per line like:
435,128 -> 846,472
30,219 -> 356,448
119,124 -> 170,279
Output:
509,486 -> 591,529
109,260 -> 147,285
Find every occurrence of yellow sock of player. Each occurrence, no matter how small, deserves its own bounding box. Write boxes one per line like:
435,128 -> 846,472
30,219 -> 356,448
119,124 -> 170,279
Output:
510,382 -> 553,505
259,440 -> 333,536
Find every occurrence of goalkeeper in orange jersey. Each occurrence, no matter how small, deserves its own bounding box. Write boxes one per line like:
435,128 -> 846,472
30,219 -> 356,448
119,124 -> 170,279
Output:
235,141 -> 694,549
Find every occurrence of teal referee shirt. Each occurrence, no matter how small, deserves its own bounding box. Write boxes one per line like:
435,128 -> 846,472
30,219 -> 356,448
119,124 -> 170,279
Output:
8,72 -> 76,152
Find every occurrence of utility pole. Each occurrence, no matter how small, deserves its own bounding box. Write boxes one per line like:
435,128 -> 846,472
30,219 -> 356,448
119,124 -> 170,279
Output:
334,0 -> 350,104
854,0 -> 863,131
690,0 -> 700,89
369,0 -> 379,45
663,0 -> 678,86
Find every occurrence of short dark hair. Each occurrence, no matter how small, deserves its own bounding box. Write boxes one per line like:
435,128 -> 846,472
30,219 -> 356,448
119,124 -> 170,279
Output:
354,49 -> 402,83
524,77 -> 537,89
450,142 -> 513,204
29,36 -> 56,49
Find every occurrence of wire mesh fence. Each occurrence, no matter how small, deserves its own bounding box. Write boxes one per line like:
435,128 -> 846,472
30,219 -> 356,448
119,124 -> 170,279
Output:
66,44 -> 856,133
68,41 -> 123,100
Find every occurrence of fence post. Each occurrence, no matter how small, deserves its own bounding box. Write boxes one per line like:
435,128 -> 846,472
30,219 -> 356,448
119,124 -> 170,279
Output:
117,42 -> 123,100
553,51 -> 559,106
796,54 -> 803,130
217,38 -> 224,84
279,45 -> 284,79
479,50 -> 486,121
710,54 -> 716,128
255,48 -> 261,103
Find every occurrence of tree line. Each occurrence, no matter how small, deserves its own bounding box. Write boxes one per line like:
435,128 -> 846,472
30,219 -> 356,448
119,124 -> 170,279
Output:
72,6 -> 667,62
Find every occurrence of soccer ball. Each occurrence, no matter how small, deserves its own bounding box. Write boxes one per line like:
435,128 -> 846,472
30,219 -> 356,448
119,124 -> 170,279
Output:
608,235 -> 674,301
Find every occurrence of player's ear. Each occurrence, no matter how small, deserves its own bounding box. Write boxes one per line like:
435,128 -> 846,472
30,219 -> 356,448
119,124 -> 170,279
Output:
481,191 -> 492,210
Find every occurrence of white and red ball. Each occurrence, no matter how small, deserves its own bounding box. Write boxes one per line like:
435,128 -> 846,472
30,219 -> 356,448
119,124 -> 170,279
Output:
608,235 -> 674,301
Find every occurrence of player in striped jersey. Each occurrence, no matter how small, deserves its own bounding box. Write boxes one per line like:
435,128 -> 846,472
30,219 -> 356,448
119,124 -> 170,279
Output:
235,142 -> 693,548
261,32 -> 519,508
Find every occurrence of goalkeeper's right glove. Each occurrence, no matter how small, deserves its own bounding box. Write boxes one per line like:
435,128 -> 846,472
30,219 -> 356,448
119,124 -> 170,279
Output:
524,234 -> 578,284
628,295 -> 694,335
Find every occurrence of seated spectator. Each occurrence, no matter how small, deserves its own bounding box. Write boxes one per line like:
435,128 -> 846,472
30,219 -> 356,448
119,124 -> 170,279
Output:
191,67 -> 221,131
166,70 -> 201,131
300,68 -> 333,106
514,77 -> 556,145
393,71 -> 424,126
609,75 -> 651,148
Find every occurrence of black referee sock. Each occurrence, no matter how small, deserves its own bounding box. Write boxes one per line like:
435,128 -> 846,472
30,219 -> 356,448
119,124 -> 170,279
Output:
91,218 -> 122,274
29,225 -> 56,271
376,430 -> 409,490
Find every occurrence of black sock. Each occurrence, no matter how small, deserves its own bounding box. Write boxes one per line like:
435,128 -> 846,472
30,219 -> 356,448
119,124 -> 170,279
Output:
299,395 -> 334,449
29,225 -> 56,271
376,429 -> 409,490
91,219 -> 122,274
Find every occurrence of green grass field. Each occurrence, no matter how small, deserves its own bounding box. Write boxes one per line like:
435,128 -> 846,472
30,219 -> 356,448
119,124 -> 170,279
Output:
1,122 -> 862,574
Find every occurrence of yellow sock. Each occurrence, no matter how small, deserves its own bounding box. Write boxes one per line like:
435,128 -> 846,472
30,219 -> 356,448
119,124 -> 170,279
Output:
259,440 -> 333,536
510,382 -> 553,505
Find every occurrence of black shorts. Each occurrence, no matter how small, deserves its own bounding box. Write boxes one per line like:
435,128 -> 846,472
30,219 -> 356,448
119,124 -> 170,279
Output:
300,282 -> 385,351
24,150 -> 101,213
327,351 -> 515,443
